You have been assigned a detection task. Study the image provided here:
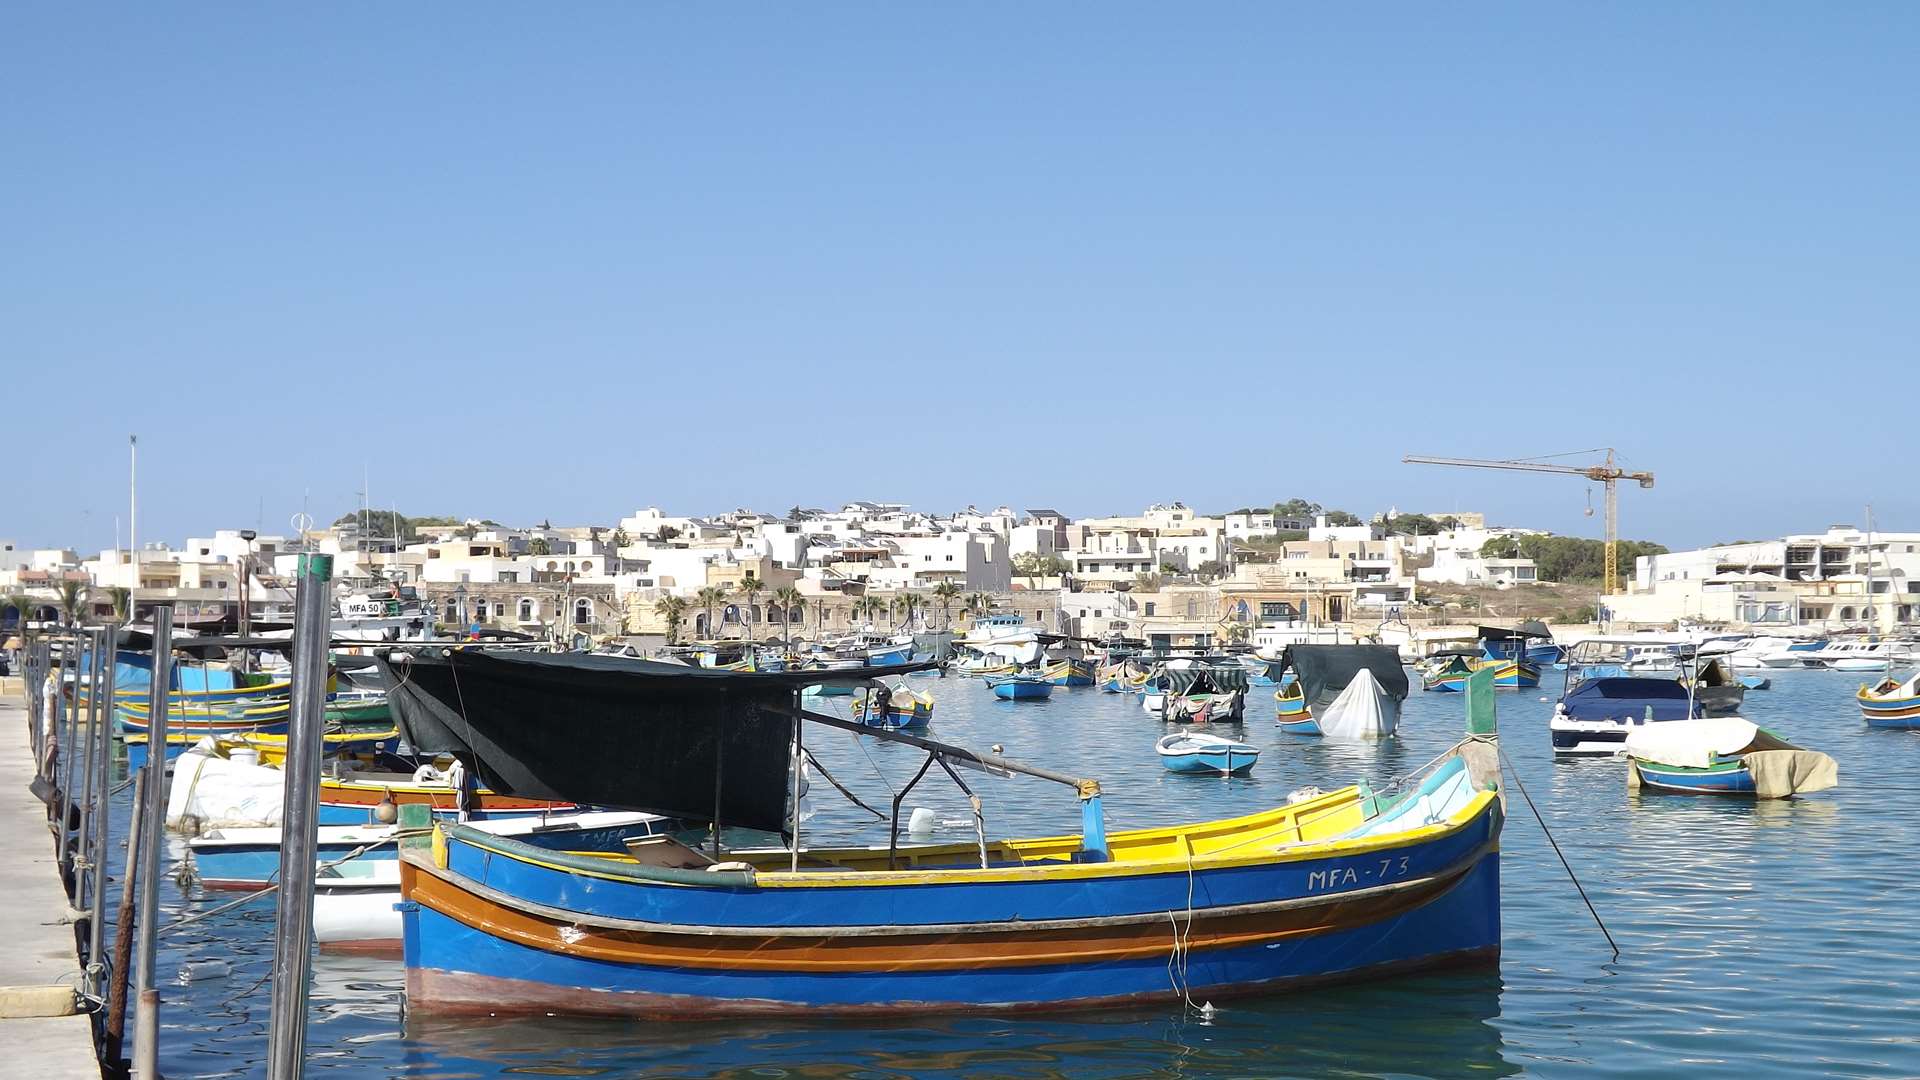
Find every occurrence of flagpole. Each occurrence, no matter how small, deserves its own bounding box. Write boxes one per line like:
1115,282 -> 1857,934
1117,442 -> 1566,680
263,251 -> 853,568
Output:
129,434 -> 138,555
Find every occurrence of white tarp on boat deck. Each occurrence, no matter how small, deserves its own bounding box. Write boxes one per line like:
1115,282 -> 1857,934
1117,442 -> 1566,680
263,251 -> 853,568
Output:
1624,716 -> 1837,796
1315,668 -> 1400,739
167,745 -> 284,830
1622,716 -> 1767,769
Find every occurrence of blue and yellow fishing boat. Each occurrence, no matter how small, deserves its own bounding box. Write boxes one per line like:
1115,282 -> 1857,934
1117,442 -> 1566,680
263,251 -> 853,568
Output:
1043,657 -> 1097,687
125,726 -> 400,770
1857,673 -> 1920,728
116,697 -> 293,737
1274,677 -> 1320,734
1475,657 -> 1540,689
852,685 -> 935,729
382,649 -> 1503,1018
1421,653 -> 1475,693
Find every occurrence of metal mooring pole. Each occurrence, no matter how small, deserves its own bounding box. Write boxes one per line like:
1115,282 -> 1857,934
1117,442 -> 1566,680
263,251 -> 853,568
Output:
265,553 -> 334,1080
87,623 -> 118,999
133,603 -> 173,1080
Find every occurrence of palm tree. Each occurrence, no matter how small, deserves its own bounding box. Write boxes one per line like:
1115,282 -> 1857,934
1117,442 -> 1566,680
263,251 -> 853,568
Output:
56,579 -> 90,626
653,595 -> 689,645
733,576 -> 761,640
3,593 -> 39,633
889,594 -> 914,631
772,586 -> 805,649
693,586 -> 728,642
105,586 -> 131,623
932,581 -> 962,628
964,592 -> 992,618
529,536 -> 552,557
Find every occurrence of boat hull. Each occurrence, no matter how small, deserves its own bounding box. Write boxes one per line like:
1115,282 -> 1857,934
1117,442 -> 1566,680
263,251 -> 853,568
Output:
398,803 -> 1501,1017
1629,759 -> 1757,795
990,680 -> 1052,701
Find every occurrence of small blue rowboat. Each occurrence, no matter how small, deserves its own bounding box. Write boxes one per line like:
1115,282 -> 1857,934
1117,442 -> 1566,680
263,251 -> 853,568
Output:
1156,732 -> 1259,776
987,674 -> 1053,701
1858,673 -> 1920,728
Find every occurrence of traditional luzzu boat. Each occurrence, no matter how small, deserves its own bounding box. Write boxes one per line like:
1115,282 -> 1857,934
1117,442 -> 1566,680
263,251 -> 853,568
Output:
1475,657 -> 1541,689
987,672 -> 1053,701
386,649 -> 1506,1018
1624,717 -> 1838,798
1420,652 -> 1478,693
1275,645 -> 1408,738
852,684 -> 935,728
1857,672 -> 1920,728
1152,658 -> 1248,722
116,696 -> 294,737
1099,659 -> 1150,694
1043,657 -> 1097,687
1155,731 -> 1259,776
124,725 -> 400,770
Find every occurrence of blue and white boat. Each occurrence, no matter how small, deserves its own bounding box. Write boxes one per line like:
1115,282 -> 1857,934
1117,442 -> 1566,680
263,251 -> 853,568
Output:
1550,638 -> 1702,755
987,673 -> 1053,701
1156,731 -> 1260,776
188,810 -> 676,890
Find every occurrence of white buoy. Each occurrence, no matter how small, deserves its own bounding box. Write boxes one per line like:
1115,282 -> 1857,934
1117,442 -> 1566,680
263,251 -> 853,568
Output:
907,807 -> 937,835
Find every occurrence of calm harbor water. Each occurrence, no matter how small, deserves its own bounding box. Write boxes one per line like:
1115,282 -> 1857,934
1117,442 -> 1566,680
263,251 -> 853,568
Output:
130,665 -> 1920,1078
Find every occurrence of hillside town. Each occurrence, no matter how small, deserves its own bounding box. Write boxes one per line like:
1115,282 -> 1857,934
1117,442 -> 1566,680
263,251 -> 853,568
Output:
3,500 -> 1909,652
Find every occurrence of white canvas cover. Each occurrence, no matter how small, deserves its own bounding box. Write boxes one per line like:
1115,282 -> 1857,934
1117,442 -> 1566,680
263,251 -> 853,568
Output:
1315,668 -> 1400,739
167,743 -> 286,830
1621,716 -> 1766,769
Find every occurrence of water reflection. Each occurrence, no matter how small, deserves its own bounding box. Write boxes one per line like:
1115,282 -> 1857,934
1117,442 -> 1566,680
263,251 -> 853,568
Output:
396,971 -> 1512,1079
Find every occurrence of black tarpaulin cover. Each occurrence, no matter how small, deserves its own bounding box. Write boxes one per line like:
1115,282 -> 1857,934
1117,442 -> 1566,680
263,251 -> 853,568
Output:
1281,645 -> 1410,709
1161,661 -> 1251,695
1477,623 -> 1552,642
375,650 -> 930,832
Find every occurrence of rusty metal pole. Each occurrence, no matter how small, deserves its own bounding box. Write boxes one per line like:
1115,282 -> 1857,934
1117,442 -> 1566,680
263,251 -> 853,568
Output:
132,603 -> 173,1080
265,553 -> 333,1080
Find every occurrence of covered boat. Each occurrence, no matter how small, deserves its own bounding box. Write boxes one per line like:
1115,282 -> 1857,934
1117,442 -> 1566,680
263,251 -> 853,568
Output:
1550,638 -> 1708,755
1154,658 -> 1249,721
390,649 -> 1505,1017
1858,672 -> 1920,728
1155,731 -> 1259,775
1625,717 -> 1838,798
1275,645 -> 1408,738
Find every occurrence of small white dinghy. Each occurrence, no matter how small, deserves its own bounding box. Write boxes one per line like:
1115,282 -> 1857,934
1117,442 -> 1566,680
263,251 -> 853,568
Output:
313,859 -> 403,953
1156,731 -> 1260,776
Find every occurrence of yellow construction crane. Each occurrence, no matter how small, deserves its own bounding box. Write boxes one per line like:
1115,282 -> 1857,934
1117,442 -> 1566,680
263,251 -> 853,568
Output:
1402,449 -> 1655,595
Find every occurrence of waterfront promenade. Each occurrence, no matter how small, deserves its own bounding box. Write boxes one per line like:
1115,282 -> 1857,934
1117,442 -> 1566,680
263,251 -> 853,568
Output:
0,691 -> 104,1079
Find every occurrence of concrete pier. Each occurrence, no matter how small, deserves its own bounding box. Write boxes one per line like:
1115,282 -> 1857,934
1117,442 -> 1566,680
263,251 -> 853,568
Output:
0,693 -> 105,1078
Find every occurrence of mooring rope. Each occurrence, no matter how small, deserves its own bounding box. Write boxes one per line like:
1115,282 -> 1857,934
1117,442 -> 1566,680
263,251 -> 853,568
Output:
1498,744 -> 1621,960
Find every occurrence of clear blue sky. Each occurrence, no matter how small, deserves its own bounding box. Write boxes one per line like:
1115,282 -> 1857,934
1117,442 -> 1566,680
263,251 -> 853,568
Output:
5,5 -> 1914,552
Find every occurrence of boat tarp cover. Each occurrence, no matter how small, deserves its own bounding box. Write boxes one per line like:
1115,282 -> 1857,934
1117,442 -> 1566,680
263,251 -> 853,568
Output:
1622,718 -> 1834,795
1162,662 -> 1250,695
1560,677 -> 1695,722
1477,624 -> 1552,642
1282,645 -> 1409,709
377,649 -> 933,831
1314,668 -> 1401,739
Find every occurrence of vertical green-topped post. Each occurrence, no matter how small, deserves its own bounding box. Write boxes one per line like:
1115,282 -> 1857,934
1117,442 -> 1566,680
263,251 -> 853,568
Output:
266,552 -> 333,1080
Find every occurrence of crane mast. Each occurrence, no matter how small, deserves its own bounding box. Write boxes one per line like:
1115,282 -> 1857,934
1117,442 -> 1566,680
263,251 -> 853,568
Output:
1402,449 -> 1654,595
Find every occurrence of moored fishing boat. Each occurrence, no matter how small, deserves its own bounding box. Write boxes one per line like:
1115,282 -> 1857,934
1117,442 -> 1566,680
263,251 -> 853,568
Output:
1042,657 -> 1097,687
1550,638 -> 1701,755
391,650 -> 1506,1018
986,673 -> 1053,701
1624,717 -> 1838,798
1420,652 -> 1477,693
1276,645 -> 1407,738
1155,731 -> 1259,775
117,697 -> 293,738
1154,658 -> 1248,722
1858,672 -> 1920,728
852,683 -> 935,728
